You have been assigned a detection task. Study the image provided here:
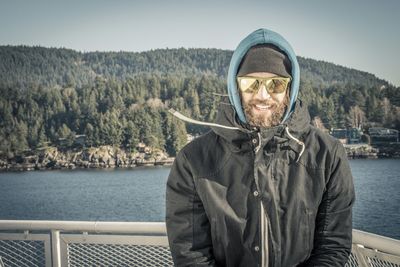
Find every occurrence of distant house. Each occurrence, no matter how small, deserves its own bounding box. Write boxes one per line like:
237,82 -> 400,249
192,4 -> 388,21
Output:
136,143 -> 146,152
136,142 -> 152,154
187,134 -> 195,143
57,134 -> 86,147
331,129 -> 348,144
74,135 -> 86,146
368,127 -> 399,145
330,128 -> 362,144
186,133 -> 200,143
347,128 -> 362,144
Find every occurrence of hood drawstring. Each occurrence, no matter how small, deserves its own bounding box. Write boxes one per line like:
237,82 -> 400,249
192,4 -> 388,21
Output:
285,126 -> 305,163
254,132 -> 262,153
168,109 -> 240,130
169,109 -> 305,162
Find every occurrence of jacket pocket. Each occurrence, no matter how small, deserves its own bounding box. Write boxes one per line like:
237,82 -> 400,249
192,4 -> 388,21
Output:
305,208 -> 316,259
211,217 -> 217,245
210,217 -> 224,261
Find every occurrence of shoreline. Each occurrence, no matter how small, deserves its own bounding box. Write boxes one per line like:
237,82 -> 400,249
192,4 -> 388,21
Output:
0,145 -> 175,172
2,155 -> 400,173
1,143 -> 399,173
0,160 -> 174,172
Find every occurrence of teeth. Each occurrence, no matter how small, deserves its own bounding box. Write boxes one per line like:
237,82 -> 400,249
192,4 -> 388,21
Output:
255,104 -> 271,109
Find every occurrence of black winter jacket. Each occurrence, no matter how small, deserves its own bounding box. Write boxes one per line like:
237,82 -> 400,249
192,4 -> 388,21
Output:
166,99 -> 355,267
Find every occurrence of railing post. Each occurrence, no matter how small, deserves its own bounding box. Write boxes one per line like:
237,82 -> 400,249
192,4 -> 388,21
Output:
353,245 -> 371,267
51,230 -> 62,267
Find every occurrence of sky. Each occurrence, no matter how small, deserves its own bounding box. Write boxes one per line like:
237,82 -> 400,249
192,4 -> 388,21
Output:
1,0 -> 399,86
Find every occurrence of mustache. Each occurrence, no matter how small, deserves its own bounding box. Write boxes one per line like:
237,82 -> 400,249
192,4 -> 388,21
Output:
248,99 -> 278,107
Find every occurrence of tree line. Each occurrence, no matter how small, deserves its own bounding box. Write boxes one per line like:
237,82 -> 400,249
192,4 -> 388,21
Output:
0,46 -> 399,158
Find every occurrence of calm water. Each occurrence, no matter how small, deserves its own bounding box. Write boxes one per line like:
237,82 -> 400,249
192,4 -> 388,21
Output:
0,159 -> 399,239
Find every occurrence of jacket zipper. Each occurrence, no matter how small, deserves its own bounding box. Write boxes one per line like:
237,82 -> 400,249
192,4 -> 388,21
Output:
253,132 -> 269,267
260,201 -> 269,267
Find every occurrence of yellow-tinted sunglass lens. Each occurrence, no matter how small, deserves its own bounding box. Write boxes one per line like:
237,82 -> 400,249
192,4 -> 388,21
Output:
268,79 -> 287,94
238,77 -> 290,94
239,78 -> 257,92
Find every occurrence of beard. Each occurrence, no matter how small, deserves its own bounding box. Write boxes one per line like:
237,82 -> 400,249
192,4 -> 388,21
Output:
242,92 -> 289,128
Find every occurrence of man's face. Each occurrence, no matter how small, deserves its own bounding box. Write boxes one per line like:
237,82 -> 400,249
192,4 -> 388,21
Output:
239,72 -> 289,128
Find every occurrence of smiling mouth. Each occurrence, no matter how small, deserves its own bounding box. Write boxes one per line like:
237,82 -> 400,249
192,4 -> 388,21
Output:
254,104 -> 273,111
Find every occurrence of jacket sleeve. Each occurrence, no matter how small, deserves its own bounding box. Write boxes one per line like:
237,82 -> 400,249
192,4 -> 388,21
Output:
301,141 -> 356,267
166,150 -> 218,267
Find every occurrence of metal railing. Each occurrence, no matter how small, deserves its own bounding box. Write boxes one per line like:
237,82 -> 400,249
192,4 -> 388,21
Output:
0,220 -> 399,267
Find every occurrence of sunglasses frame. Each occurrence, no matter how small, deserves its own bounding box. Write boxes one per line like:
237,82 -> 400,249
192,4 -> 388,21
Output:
236,76 -> 291,94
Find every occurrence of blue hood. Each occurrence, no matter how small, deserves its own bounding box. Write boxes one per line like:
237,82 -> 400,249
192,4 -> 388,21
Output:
227,28 -> 300,124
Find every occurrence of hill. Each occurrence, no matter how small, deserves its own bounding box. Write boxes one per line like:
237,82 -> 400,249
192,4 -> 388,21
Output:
0,45 -> 399,159
0,45 -> 391,89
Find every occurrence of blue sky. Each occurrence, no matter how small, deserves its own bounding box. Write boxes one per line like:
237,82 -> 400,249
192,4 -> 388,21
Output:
1,0 -> 399,86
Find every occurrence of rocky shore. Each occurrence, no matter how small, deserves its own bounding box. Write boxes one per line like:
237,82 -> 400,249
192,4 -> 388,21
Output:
0,146 -> 175,172
343,144 -> 379,159
1,143 -> 397,172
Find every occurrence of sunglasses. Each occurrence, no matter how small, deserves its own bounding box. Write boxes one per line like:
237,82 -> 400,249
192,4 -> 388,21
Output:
237,76 -> 291,94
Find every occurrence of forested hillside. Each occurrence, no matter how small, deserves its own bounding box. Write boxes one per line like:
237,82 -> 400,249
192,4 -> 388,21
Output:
1,45 -> 399,158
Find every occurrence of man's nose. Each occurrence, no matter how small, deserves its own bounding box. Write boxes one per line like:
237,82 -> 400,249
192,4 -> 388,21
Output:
256,84 -> 271,99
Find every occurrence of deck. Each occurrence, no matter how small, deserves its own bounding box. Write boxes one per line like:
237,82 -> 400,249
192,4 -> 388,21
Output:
0,220 -> 399,266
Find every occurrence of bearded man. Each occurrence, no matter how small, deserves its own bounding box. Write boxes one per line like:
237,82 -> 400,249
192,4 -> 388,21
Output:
166,28 -> 355,267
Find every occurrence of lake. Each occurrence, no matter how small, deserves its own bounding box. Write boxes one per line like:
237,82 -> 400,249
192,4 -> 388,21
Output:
0,159 -> 399,239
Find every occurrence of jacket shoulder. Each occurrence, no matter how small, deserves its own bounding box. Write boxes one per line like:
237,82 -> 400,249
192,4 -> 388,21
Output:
301,126 -> 345,169
177,130 -> 231,178
308,126 -> 341,146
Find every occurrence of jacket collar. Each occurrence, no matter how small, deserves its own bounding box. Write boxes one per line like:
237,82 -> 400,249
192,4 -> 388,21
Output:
211,97 -> 310,153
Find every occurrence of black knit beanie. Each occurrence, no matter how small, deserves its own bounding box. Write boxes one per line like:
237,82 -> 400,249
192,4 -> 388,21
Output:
237,44 -> 292,78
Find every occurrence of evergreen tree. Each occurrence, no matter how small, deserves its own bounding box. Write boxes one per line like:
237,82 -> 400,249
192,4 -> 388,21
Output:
57,123 -> 75,147
84,123 -> 96,147
12,121 -> 30,152
0,45 -> 399,160
123,120 -> 140,152
164,113 -> 187,156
